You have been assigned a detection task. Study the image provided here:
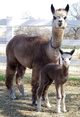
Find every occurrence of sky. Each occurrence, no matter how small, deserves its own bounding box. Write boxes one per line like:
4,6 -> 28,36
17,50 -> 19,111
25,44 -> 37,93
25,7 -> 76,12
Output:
0,0 -> 79,19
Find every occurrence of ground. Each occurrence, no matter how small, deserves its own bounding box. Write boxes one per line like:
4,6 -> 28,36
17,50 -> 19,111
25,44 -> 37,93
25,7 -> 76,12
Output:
0,79 -> 80,117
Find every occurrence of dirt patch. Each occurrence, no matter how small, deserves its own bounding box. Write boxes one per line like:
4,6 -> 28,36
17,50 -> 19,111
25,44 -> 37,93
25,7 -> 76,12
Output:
0,81 -> 80,117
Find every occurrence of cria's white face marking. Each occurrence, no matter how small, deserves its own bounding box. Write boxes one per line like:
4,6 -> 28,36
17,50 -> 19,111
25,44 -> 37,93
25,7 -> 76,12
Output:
61,54 -> 72,67
53,10 -> 67,29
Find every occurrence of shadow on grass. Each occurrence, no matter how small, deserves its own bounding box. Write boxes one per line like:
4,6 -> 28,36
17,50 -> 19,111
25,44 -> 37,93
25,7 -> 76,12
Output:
0,82 -> 37,117
0,81 -> 80,117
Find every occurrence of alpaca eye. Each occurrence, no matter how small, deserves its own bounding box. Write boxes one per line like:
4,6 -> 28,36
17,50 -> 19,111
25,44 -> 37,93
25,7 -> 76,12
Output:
69,58 -> 71,60
64,16 -> 67,20
53,16 -> 56,20
62,57 -> 64,60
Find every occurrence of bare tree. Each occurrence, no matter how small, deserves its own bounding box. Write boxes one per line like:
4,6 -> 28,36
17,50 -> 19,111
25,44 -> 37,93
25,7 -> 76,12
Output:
15,26 -> 51,38
14,11 -> 51,38
69,2 -> 80,39
70,2 -> 80,20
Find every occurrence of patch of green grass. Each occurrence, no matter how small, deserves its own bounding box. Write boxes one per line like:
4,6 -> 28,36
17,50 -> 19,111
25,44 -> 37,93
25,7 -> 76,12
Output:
67,76 -> 80,86
0,72 -> 32,82
0,74 -> 5,81
0,73 -> 80,83
69,76 -> 80,81
24,73 -> 32,83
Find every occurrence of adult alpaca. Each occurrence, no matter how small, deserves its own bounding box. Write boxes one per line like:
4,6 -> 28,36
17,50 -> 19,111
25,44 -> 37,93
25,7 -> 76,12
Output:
5,4 -> 69,105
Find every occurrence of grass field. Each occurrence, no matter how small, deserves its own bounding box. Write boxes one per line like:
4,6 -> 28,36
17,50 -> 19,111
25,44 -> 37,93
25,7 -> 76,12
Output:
0,71 -> 80,117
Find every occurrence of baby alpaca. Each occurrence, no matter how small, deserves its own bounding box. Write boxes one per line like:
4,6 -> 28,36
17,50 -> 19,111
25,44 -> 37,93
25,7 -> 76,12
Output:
37,49 -> 75,113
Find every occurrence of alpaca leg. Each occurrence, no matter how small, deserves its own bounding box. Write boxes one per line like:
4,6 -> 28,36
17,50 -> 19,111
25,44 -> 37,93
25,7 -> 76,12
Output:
37,96 -> 42,112
45,92 -> 52,108
31,82 -> 38,106
55,84 -> 62,113
61,85 -> 67,112
57,98 -> 61,113
37,73 -> 50,111
62,93 -> 67,112
37,85 -> 44,112
16,77 -> 24,96
42,81 -> 52,108
31,67 -> 40,106
5,64 -> 16,99
16,65 -> 26,96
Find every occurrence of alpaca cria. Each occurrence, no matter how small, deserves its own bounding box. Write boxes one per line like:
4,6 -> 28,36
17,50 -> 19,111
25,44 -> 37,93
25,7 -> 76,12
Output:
5,4 -> 69,105
37,49 -> 75,112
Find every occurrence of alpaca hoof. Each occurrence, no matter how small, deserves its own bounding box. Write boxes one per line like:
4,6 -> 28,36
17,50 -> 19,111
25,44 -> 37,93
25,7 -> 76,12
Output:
8,90 -> 16,100
47,104 -> 52,108
63,109 -> 67,113
36,108 -> 41,112
56,109 -> 62,113
10,94 -> 16,100
46,102 -> 52,108
58,112 -> 62,114
57,111 -> 62,113
32,101 -> 37,106
20,92 -> 25,97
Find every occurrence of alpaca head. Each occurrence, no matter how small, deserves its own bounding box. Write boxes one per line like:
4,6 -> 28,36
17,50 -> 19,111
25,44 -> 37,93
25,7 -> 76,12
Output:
60,49 -> 75,67
51,4 -> 69,29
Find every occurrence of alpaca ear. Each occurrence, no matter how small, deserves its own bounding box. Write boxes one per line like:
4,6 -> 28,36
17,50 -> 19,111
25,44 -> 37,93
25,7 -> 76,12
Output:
59,49 -> 64,55
65,4 -> 69,12
70,49 -> 75,55
51,4 -> 55,14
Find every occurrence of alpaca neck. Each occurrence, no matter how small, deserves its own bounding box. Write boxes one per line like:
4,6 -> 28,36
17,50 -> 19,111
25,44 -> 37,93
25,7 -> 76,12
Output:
62,65 -> 69,77
46,27 -> 64,63
52,28 -> 64,48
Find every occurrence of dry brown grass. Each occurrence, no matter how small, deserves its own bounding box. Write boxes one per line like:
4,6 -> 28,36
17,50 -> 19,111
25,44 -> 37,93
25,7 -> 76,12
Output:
0,54 -> 80,117
0,80 -> 80,117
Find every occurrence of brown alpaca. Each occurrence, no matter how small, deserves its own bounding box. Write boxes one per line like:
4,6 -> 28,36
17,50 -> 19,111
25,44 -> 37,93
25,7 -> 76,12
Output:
37,49 -> 75,112
5,4 -> 69,105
